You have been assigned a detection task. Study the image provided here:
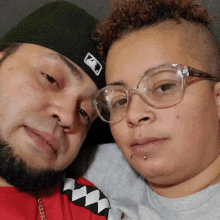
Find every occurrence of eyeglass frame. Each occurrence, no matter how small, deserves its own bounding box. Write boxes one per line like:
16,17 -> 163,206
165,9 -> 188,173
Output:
92,63 -> 220,123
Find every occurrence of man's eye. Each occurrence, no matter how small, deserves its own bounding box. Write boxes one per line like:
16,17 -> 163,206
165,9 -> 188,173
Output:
43,73 -> 59,87
78,108 -> 90,122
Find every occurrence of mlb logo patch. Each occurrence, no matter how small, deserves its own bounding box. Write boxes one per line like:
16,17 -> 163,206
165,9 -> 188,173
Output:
84,53 -> 102,76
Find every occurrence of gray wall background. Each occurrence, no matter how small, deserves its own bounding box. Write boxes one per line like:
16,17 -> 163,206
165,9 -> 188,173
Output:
0,0 -> 111,38
0,0 -> 219,43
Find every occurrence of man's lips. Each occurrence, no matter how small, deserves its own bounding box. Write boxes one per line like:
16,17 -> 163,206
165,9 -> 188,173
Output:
131,137 -> 167,155
25,126 -> 61,154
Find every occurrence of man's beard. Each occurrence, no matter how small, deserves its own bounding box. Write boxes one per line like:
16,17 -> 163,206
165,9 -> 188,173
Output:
0,137 -> 65,193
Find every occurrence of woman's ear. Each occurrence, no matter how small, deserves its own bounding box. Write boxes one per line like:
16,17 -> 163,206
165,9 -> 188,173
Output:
214,82 -> 220,119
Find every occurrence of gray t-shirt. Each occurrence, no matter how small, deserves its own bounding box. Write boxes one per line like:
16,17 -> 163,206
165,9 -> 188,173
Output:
84,143 -> 220,220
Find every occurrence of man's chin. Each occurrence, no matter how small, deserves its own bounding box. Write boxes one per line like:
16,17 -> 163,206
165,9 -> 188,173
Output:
5,167 -> 65,193
0,140 -> 65,193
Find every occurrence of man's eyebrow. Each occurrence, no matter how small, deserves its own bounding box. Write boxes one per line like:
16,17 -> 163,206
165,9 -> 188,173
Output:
57,53 -> 83,80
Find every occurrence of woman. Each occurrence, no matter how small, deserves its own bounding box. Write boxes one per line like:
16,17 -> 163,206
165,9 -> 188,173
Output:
85,0 -> 220,219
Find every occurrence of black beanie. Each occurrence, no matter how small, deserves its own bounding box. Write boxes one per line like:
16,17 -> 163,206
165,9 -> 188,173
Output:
0,1 -> 105,89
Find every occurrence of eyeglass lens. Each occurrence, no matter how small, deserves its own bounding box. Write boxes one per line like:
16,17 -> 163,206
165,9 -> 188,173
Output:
96,69 -> 185,122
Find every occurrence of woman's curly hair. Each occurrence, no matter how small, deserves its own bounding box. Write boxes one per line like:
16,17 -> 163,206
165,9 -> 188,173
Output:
95,0 -> 213,63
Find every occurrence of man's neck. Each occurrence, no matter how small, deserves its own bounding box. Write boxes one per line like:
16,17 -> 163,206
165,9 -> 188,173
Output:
149,154 -> 220,198
0,177 -> 13,187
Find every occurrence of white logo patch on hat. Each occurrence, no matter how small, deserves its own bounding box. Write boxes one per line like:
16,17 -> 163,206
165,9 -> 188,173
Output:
84,53 -> 102,76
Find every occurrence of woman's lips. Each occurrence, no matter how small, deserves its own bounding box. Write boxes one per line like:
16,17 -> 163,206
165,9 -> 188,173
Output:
131,138 -> 167,156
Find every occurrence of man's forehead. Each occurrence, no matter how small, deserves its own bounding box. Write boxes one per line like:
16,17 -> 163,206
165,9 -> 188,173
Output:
11,43 -> 98,97
15,43 -> 86,80
38,52 -> 84,80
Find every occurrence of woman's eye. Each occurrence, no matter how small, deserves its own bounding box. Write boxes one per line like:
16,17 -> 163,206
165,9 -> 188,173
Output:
153,83 -> 176,95
112,98 -> 127,108
151,80 -> 179,95
159,84 -> 174,92
43,73 -> 59,87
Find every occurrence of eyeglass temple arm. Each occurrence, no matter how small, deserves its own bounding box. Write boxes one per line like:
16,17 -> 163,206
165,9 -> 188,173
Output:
188,66 -> 220,82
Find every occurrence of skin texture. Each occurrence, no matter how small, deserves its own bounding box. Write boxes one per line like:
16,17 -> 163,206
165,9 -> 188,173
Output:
106,21 -> 220,198
0,43 -> 98,188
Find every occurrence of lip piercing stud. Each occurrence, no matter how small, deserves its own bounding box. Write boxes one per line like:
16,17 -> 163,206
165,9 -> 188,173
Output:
144,156 -> 147,160
129,152 -> 134,159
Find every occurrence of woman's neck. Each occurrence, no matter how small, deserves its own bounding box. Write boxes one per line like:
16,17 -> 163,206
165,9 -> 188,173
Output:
148,154 -> 220,198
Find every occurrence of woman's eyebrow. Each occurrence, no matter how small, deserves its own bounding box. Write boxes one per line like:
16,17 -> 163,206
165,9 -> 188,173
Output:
107,81 -> 125,86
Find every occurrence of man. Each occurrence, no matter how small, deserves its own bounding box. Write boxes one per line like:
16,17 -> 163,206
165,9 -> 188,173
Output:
84,0 -> 220,219
0,1 -> 109,219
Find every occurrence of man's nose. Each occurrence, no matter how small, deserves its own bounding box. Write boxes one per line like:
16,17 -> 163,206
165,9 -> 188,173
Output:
46,95 -> 79,133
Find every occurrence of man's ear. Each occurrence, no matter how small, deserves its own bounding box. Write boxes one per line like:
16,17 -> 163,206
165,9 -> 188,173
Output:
0,51 -> 4,60
214,82 -> 220,119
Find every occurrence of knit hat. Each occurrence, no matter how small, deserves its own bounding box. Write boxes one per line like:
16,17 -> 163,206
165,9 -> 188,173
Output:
0,1 -> 105,89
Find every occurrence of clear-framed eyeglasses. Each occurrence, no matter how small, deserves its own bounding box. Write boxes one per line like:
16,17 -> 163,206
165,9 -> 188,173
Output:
92,63 -> 220,123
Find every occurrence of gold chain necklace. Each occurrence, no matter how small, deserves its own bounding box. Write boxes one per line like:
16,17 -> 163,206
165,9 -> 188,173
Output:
37,191 -> 47,220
